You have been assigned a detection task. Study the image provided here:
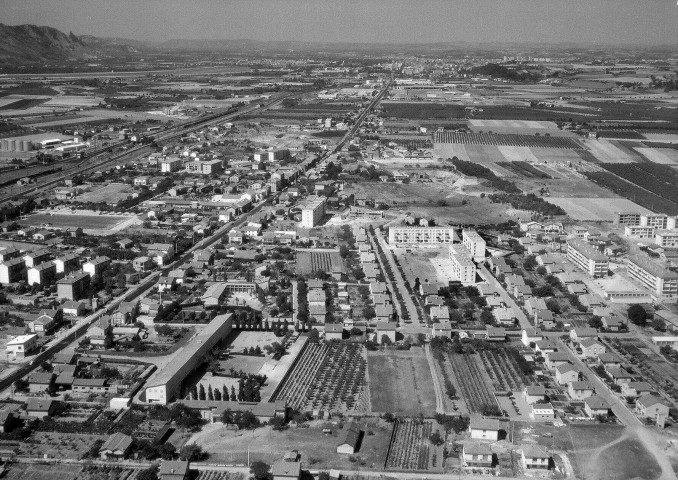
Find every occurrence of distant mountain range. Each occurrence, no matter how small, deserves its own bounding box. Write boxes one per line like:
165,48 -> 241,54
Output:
0,23 -> 144,66
0,23 -> 673,68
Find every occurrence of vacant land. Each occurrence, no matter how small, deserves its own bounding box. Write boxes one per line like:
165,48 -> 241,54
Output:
77,183 -> 135,203
190,421 -> 393,470
368,348 -> 437,415
547,197 -> 651,221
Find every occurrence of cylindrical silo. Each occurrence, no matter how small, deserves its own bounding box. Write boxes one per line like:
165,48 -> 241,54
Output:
22,140 -> 31,151
8,139 -> 16,151
1,139 -> 8,151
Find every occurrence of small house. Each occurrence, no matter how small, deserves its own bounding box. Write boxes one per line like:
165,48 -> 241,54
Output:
336,424 -> 362,454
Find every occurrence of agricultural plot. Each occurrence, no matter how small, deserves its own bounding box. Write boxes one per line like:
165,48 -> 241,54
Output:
5,464 -> 82,480
440,352 -> 496,413
273,343 -> 368,413
478,349 -> 533,392
295,250 -> 344,277
368,349 -> 437,415
583,171 -> 678,215
584,139 -> 637,163
469,119 -> 559,130
434,131 -> 583,149
75,466 -> 141,480
546,197 -> 651,221
634,147 -> 678,165
496,161 -> 551,179
385,418 -> 445,472
600,163 -> 678,205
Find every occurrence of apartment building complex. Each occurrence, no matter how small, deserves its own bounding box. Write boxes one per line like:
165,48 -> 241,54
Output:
567,239 -> 609,278
655,230 -> 678,248
388,226 -> 456,244
449,244 -> 476,284
300,198 -> 326,228
185,159 -> 223,175
462,230 -> 486,262
627,255 -> 678,301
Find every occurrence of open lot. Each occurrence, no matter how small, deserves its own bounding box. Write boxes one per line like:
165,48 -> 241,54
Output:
547,197 -> 652,221
77,183 -> 136,203
189,420 -> 393,470
367,348 -> 437,415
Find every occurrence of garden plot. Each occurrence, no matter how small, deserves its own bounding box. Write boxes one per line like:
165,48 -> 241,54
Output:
635,147 -> 678,165
585,139 -> 636,163
368,349 -> 437,415
469,119 -> 559,129
438,352 -> 496,414
385,418 -> 445,472
273,343 -> 369,413
5,464 -> 82,480
546,197 -> 651,221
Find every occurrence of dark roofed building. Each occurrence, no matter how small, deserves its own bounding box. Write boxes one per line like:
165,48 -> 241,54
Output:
336,423 -> 362,454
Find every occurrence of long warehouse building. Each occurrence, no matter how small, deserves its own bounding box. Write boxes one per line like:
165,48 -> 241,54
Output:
143,313 -> 233,405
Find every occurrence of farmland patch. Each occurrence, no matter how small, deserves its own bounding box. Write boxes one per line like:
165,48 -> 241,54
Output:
435,131 -> 583,149
295,249 -> 344,277
546,197 -> 652,221
385,418 -> 445,472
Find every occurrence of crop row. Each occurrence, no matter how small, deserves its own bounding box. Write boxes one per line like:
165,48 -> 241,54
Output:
386,419 -> 433,470
479,350 -> 529,391
434,131 -> 582,149
446,353 -> 495,413
600,163 -> 678,204
497,161 -> 551,179
583,171 -> 678,215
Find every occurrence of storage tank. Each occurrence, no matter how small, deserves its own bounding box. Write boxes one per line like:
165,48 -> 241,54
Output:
1,139 -> 8,151
8,139 -> 16,151
22,140 -> 32,151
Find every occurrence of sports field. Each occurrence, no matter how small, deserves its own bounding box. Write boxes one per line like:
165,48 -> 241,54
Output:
368,348 -> 437,415
23,212 -> 132,230
546,197 -> 651,221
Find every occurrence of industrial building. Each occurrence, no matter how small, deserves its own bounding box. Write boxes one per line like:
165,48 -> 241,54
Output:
144,314 -> 233,405
300,198 -> 326,228
6,334 -> 38,360
627,255 -> 678,301
462,229 -> 486,262
566,239 -> 609,278
388,226 -> 457,244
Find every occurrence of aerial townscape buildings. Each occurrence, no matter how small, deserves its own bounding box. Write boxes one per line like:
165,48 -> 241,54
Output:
0,10 -> 676,480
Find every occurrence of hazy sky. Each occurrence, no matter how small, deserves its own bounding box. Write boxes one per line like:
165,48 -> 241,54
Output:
1,0 -> 675,45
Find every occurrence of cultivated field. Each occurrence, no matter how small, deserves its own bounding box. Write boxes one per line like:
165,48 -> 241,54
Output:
5,464 -> 82,480
584,171 -> 678,215
547,197 -> 652,221
478,349 -> 533,392
296,249 -> 344,276
274,342 -> 369,412
437,352 -> 496,414
385,418 -> 445,472
368,349 -> 437,415
435,131 -> 583,149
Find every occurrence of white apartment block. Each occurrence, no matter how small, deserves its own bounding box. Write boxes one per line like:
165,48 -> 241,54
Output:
615,212 -> 642,226
462,230 -> 486,262
566,239 -> 609,278
640,214 -> 677,230
449,244 -> 476,284
655,230 -> 678,248
160,158 -> 182,172
627,255 -> 678,300
624,226 -> 655,239
300,198 -> 326,228
185,159 -> 223,175
388,226 -> 456,244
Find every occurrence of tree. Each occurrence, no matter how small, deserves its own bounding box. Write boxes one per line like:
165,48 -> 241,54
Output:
198,384 -> 206,400
588,316 -> 604,330
251,461 -> 272,480
208,385 -> 214,401
546,298 -> 561,314
13,378 -> 29,393
627,304 -> 647,326
138,465 -> 159,480
381,334 -> 392,346
429,432 -> 444,446
308,328 -> 320,343
652,317 -> 666,332
523,255 -> 538,271
179,443 -> 206,461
